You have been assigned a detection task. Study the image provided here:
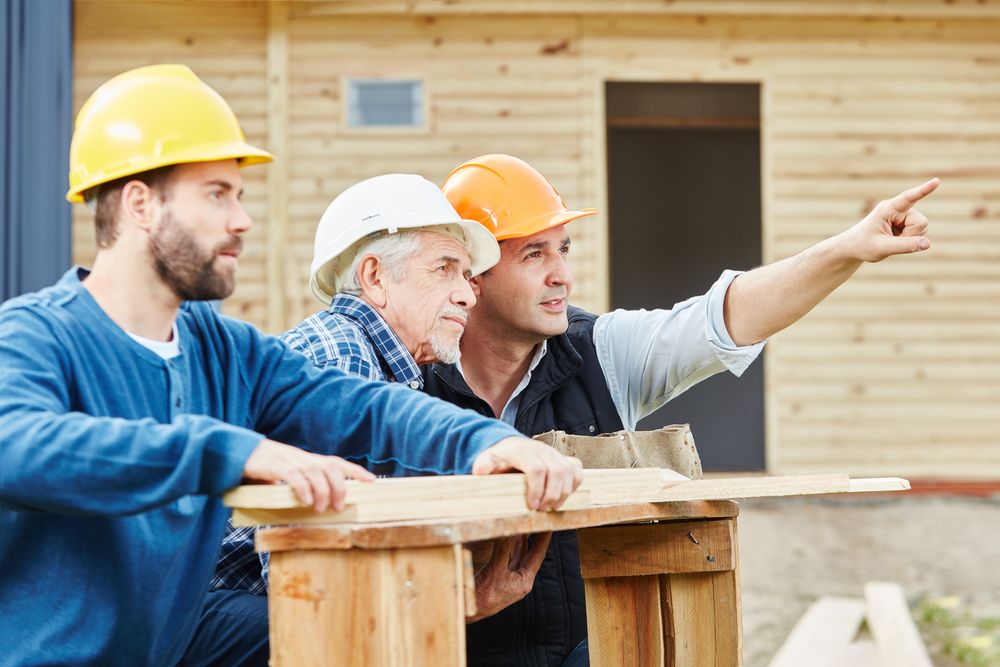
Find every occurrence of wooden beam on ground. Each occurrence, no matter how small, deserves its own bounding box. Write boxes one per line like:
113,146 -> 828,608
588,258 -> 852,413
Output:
768,597 -> 867,667
225,471 -> 910,527
864,582 -> 934,667
831,641 -> 881,667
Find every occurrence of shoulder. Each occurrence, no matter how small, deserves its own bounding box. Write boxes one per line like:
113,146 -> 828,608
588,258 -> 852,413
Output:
281,311 -> 376,367
0,271 -> 90,337
566,306 -> 599,338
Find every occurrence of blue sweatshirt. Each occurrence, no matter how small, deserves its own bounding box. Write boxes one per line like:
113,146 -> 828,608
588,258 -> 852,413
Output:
0,268 -> 519,667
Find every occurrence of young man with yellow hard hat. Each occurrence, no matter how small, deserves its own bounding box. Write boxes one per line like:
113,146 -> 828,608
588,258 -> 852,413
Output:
0,70 -> 581,667
425,154 -> 938,666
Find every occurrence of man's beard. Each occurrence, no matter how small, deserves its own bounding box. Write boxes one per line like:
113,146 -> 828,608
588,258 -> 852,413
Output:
149,210 -> 242,302
430,304 -> 467,365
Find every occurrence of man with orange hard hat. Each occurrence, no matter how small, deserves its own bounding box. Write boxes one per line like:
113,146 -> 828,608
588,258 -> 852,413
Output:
425,153 -> 938,666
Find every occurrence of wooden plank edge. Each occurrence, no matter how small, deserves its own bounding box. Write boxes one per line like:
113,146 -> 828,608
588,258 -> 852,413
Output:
848,477 -> 911,493
232,489 -> 593,527
255,500 -> 740,552
864,582 -> 934,667
767,597 -> 866,667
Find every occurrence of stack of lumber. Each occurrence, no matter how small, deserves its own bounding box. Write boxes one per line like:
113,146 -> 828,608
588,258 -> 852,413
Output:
223,470 -> 910,527
768,582 -> 933,667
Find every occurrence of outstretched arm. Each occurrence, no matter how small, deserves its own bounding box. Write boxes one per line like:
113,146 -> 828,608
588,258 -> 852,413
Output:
724,178 -> 938,346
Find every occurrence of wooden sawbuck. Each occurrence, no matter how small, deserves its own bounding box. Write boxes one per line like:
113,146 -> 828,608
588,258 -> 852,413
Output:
225,470 -> 908,666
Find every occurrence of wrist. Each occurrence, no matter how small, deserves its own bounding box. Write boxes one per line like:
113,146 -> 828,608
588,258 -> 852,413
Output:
822,230 -> 865,268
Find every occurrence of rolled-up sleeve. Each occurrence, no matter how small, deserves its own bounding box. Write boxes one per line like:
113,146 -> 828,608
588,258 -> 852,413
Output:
593,270 -> 765,429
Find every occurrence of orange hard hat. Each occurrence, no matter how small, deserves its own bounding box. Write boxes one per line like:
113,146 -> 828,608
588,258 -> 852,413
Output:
441,154 -> 596,241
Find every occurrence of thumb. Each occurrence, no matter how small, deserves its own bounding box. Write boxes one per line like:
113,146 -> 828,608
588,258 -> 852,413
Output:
877,234 -> 930,258
472,450 -> 501,476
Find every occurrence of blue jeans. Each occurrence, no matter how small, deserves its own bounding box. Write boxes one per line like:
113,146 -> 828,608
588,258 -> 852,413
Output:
180,589 -> 269,667
563,639 -> 589,666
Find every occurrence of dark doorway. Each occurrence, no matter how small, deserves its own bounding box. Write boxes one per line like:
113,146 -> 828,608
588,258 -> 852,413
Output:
606,82 -> 764,471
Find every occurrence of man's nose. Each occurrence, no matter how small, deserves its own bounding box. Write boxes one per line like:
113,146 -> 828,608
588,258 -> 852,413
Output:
454,276 -> 476,309
547,256 -> 572,289
229,202 -> 252,235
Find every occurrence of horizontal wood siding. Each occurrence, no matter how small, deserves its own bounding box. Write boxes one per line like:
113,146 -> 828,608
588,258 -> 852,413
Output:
72,1 -> 270,325
72,2 -> 1000,476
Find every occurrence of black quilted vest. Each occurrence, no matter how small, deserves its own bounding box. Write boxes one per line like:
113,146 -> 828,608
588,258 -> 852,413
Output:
422,307 -> 624,667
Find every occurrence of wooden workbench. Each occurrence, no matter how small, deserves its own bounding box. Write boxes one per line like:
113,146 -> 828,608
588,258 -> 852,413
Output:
230,471 -> 908,666
257,499 -> 742,666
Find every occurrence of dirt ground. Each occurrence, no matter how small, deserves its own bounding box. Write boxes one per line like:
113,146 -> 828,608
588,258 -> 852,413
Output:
738,494 -> 1000,666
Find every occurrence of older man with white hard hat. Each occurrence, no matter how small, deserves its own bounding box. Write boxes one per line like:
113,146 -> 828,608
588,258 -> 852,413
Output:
213,174 -> 559,627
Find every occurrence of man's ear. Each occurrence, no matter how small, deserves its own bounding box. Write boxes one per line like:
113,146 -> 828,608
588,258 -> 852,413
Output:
469,274 -> 483,298
120,180 -> 158,232
357,255 -> 388,308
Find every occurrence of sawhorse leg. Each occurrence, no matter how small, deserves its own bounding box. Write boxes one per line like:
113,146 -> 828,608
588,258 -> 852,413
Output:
268,544 -> 468,666
579,517 -> 742,666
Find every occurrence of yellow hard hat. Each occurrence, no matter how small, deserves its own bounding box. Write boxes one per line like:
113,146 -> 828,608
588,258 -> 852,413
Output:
441,154 -> 596,241
66,64 -> 273,203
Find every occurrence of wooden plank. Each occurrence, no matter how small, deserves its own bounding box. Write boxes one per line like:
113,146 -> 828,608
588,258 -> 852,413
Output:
291,0 -> 1000,19
265,1 -> 289,335
230,477 -> 593,527
226,468 -> 663,509
849,478 -> 910,493
229,473 -> 907,527
268,544 -> 466,666
645,473 -> 854,502
461,548 -> 477,618
864,582 -> 934,667
256,501 -> 740,552
579,468 -> 673,504
665,571 -> 743,667
578,520 -> 734,579
767,597 -> 867,667
225,472 -> 897,510
584,575 -> 665,666
831,641 -> 881,667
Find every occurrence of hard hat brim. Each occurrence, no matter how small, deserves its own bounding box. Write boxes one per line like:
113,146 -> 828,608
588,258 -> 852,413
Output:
309,218 -> 501,307
65,140 -> 274,203
494,207 -> 598,241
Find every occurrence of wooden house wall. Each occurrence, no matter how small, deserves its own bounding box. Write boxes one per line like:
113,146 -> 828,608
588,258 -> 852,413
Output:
72,1 -> 1000,476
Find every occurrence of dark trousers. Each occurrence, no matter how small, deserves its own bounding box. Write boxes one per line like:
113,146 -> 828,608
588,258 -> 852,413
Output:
179,589 -> 269,667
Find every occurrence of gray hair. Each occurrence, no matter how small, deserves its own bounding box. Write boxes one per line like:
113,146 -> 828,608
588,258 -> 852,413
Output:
337,230 -> 426,296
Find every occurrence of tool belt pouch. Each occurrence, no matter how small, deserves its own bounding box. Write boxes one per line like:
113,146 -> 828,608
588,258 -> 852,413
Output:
534,424 -> 703,480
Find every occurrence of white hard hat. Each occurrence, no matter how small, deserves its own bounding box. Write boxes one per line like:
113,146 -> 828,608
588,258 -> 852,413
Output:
309,174 -> 501,305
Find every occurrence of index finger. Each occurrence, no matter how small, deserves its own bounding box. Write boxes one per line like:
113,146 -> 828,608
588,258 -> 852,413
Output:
887,177 -> 939,213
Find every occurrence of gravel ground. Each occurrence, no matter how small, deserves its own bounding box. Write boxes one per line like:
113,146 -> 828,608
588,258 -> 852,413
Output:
738,494 -> 1000,666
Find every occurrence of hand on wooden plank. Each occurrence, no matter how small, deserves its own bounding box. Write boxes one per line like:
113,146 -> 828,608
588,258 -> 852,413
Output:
241,439 -> 376,512
472,436 -> 584,511
839,177 -> 938,262
466,533 -> 552,624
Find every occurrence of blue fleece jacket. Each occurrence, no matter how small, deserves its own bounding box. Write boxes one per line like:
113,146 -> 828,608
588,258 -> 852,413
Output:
0,268 -> 519,667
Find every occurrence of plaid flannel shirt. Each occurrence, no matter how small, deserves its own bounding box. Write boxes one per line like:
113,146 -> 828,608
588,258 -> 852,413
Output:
210,294 -> 422,594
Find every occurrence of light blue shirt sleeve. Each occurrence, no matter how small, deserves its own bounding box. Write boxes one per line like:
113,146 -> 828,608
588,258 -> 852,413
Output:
593,269 -> 765,430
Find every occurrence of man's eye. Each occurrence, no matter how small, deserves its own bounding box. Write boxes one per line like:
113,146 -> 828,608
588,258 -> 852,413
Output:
560,245 -> 571,255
